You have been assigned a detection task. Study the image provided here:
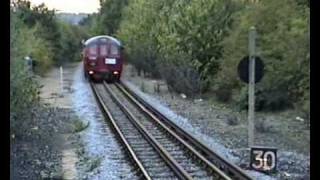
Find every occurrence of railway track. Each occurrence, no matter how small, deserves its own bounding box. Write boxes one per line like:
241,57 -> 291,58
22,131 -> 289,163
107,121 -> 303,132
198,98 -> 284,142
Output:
90,81 -> 253,180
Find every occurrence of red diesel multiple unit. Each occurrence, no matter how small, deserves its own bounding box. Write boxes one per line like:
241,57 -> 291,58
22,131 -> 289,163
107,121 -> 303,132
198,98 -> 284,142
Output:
82,35 -> 124,82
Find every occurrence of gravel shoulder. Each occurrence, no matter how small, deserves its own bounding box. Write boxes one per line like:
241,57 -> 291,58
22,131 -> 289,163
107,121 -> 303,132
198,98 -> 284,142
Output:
122,64 -> 310,179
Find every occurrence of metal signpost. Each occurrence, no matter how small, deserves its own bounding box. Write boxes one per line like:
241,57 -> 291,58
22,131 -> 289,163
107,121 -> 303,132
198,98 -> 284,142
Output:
248,26 -> 256,147
237,27 -> 277,173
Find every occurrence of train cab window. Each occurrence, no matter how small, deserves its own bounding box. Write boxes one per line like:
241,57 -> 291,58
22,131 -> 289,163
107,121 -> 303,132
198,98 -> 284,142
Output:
110,44 -> 119,55
100,44 -> 108,56
88,44 -> 98,55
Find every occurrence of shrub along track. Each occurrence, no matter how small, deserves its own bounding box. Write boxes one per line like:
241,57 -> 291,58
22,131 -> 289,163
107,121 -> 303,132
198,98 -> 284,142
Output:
90,80 -> 252,180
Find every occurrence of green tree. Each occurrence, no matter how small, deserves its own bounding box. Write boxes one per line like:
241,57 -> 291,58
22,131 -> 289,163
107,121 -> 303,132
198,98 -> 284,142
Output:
58,21 -> 87,62
94,0 -> 128,35
217,0 -> 309,111
118,0 -> 239,95
82,13 -> 106,36
12,0 -> 62,64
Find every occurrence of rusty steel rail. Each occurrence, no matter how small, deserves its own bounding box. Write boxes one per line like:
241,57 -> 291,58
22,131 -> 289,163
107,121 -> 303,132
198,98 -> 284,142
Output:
102,82 -> 193,180
118,81 -> 253,180
90,82 -> 152,180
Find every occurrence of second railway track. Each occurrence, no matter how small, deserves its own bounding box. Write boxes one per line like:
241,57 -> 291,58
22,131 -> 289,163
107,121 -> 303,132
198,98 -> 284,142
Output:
90,81 -> 252,180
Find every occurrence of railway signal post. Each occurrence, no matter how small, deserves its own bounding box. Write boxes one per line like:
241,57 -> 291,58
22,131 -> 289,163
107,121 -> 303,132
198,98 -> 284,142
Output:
237,27 -> 264,147
237,27 -> 277,173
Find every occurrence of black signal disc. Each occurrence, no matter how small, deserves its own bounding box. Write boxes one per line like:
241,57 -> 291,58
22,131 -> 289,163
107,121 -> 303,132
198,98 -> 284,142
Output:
238,56 -> 264,83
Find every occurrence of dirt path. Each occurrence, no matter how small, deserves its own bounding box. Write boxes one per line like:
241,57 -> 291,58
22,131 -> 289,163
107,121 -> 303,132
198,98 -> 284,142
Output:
39,64 -> 77,108
38,63 -> 80,179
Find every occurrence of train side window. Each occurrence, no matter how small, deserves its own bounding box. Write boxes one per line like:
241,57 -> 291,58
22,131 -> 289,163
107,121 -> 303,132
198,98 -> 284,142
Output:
100,44 -> 108,56
89,44 -> 98,55
110,44 -> 119,55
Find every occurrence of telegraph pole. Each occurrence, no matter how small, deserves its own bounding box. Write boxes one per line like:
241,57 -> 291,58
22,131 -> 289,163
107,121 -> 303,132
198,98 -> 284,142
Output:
248,26 -> 256,147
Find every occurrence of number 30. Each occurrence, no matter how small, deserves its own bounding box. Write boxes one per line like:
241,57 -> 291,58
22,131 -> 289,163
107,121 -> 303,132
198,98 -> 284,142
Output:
252,150 -> 276,170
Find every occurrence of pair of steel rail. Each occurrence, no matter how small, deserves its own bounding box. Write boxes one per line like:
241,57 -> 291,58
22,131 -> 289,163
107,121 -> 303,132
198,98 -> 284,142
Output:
90,81 -> 252,180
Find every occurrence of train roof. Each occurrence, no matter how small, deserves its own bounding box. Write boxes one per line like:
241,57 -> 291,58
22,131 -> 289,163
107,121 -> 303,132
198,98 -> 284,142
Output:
84,35 -> 122,46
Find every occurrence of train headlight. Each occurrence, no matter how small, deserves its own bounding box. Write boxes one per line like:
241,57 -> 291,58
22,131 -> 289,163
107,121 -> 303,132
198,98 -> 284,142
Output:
89,71 -> 94,75
113,71 -> 119,75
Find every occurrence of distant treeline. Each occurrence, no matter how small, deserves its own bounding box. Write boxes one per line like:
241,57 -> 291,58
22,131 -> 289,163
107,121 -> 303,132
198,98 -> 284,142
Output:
81,0 -> 309,115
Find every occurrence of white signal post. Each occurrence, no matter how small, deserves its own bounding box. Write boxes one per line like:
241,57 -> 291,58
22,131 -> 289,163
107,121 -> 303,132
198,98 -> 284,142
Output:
60,66 -> 64,95
248,26 -> 256,147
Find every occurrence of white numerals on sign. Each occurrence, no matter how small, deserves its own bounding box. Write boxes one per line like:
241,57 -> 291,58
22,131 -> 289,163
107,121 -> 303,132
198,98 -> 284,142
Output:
252,150 -> 264,169
263,151 -> 276,170
252,150 -> 276,171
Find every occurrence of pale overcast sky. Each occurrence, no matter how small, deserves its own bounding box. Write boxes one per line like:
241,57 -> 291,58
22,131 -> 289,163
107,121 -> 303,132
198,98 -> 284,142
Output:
29,0 -> 100,13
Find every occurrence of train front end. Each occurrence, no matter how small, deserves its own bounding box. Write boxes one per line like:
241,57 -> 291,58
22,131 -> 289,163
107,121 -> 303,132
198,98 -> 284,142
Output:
83,36 -> 123,82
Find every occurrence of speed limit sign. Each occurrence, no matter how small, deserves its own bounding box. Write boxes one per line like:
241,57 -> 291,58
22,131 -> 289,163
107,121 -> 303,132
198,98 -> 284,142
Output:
250,146 -> 277,173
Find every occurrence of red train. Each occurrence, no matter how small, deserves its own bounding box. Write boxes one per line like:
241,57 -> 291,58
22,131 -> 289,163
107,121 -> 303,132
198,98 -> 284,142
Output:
82,35 -> 124,82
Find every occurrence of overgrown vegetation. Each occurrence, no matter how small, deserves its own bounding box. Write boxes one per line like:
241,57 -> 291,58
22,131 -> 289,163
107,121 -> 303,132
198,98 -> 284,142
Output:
82,0 -> 309,115
217,0 -> 309,114
10,0 -> 88,137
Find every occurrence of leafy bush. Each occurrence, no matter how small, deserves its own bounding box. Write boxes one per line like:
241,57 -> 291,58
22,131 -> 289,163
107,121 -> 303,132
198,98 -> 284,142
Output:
10,59 -> 41,137
236,86 -> 292,111
159,61 -> 201,97
116,0 -> 240,93
157,0 -> 239,81
10,61 -> 40,113
21,23 -> 54,75
217,0 -> 309,111
58,21 -> 87,63
11,4 -> 50,136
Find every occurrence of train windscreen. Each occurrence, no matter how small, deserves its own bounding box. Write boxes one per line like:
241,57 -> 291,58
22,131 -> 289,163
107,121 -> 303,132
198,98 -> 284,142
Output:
110,44 -> 119,55
100,44 -> 108,56
88,44 -> 98,55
